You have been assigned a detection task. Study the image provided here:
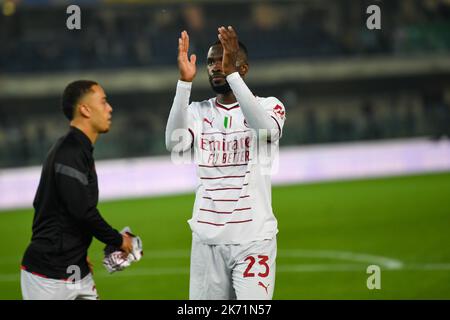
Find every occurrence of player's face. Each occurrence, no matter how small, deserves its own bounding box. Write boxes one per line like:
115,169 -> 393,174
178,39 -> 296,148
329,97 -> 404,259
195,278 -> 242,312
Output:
207,44 -> 248,95
83,85 -> 113,133
207,45 -> 232,94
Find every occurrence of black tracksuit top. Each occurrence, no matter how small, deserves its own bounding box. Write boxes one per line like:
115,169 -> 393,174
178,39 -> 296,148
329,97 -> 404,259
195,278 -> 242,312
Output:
22,126 -> 122,280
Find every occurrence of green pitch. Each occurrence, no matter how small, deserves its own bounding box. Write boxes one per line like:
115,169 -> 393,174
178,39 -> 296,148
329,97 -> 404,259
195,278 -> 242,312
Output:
1,172 -> 449,299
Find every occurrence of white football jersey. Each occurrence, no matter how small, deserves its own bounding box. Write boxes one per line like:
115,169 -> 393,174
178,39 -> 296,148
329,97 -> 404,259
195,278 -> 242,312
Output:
186,96 -> 286,244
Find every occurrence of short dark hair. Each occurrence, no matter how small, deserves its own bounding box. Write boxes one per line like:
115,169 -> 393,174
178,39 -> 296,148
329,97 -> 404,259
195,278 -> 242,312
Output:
61,80 -> 98,120
212,40 -> 248,61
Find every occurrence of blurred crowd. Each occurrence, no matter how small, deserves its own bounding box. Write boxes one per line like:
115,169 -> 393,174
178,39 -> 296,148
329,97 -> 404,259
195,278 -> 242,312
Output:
1,0 -> 449,72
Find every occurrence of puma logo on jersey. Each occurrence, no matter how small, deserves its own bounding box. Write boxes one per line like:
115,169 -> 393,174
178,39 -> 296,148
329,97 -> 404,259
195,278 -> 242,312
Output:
258,281 -> 270,294
203,117 -> 214,127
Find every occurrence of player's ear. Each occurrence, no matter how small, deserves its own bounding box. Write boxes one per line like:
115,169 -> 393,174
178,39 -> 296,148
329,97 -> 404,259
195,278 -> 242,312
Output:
239,63 -> 249,77
78,103 -> 91,118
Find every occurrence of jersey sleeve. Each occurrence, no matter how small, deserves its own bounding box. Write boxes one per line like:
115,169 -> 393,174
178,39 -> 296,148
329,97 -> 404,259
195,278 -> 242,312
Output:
166,81 -> 201,152
261,97 -> 287,139
186,102 -> 200,149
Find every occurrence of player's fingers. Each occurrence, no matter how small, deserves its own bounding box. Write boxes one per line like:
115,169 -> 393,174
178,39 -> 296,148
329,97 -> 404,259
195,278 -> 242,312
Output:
178,37 -> 183,53
218,27 -> 229,41
190,54 -> 197,65
178,39 -> 186,61
228,26 -> 239,47
226,26 -> 235,40
218,31 -> 230,47
218,35 -> 231,53
228,25 -> 237,38
220,28 -> 236,52
184,31 -> 190,53
179,34 -> 186,53
218,33 -> 225,47
180,31 -> 187,50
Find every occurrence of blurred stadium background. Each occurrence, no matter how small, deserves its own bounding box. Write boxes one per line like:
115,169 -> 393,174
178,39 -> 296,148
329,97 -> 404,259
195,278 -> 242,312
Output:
0,0 -> 449,299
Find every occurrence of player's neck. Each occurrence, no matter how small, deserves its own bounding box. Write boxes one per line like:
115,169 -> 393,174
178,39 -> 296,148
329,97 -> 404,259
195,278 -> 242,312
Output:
70,120 -> 98,145
216,92 -> 237,105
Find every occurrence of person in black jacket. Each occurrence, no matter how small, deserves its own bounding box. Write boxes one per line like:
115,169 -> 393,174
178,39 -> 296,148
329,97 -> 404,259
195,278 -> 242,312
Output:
21,80 -> 133,300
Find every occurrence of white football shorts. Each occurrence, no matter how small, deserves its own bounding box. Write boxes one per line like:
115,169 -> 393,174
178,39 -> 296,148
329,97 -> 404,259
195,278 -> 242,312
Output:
21,270 -> 98,300
189,233 -> 277,300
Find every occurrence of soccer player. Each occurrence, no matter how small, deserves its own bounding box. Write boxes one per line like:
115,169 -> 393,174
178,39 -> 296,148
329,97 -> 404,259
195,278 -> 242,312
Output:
21,80 -> 133,300
165,26 -> 286,299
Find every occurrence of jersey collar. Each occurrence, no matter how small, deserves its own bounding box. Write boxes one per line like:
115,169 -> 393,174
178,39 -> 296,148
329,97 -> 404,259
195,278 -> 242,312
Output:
215,98 -> 240,111
70,126 -> 94,153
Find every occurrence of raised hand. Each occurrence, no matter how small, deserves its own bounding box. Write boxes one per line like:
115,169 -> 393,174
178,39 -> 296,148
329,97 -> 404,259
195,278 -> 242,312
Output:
217,26 -> 240,76
178,30 -> 197,82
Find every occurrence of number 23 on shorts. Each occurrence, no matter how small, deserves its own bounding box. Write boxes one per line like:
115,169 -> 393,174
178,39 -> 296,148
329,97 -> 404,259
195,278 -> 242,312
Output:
243,255 -> 270,278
